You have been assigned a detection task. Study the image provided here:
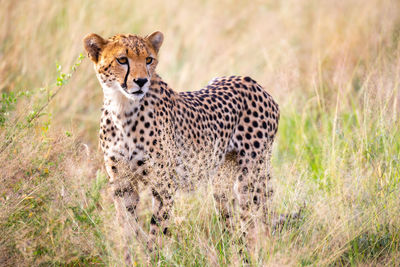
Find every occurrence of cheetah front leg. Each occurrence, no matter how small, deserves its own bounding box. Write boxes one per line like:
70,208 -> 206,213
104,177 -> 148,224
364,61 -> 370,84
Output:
105,159 -> 143,265
147,180 -> 175,253
111,180 -> 141,263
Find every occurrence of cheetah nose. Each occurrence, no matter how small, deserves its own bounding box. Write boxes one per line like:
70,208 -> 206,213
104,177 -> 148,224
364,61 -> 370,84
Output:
134,78 -> 148,88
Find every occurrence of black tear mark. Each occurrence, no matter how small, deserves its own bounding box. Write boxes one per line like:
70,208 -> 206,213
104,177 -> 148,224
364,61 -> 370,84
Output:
122,58 -> 130,89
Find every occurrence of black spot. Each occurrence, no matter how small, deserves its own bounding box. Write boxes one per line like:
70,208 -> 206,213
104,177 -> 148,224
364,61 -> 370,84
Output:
162,212 -> 169,220
254,141 -> 260,148
111,166 -> 117,173
150,215 -> 158,225
163,227 -> 169,235
126,205 -> 135,213
114,188 -> 123,197
253,196 -> 258,204
262,121 -> 267,129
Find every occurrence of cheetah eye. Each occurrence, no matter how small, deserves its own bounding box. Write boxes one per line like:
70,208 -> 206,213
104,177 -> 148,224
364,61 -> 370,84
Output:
146,57 -> 153,65
116,57 -> 128,65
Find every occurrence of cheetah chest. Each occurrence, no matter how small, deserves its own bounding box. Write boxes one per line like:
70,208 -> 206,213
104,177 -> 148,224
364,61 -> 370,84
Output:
99,106 -> 157,174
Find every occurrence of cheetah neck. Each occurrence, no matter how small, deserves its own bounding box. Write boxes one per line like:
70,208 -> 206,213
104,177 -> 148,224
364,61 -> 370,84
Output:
101,81 -> 142,133
102,74 -> 173,130
103,92 -> 138,116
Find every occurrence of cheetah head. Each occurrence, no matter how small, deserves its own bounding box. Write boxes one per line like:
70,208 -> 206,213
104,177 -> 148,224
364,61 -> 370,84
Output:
83,32 -> 163,101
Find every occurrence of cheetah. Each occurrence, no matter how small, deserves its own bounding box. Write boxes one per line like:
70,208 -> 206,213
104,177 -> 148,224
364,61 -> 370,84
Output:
83,31 -> 279,260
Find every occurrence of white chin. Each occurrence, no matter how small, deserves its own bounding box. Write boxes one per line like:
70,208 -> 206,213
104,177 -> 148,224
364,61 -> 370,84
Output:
121,87 -> 147,100
100,80 -> 147,101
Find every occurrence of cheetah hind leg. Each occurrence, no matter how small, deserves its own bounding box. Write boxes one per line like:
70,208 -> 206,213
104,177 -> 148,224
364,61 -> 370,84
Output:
212,168 -> 236,233
234,161 -> 274,259
263,149 -> 304,234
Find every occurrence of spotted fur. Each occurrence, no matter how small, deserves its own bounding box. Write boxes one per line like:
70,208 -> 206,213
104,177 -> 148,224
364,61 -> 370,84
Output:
84,31 -> 279,260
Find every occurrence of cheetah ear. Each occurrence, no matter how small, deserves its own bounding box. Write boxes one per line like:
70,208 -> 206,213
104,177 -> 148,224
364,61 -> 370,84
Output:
83,33 -> 107,63
146,31 -> 164,53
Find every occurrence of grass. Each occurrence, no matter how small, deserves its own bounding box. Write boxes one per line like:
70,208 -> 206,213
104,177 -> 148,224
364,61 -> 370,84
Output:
1,0 -> 400,265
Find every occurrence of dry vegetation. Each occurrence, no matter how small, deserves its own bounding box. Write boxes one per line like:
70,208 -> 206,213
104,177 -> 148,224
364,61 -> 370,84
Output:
1,0 -> 400,266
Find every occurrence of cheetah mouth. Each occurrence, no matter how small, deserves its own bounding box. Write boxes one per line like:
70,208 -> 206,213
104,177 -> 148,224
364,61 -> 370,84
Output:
130,89 -> 144,95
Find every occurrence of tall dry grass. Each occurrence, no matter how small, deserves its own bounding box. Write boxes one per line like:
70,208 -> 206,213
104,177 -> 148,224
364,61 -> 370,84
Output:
1,0 -> 400,265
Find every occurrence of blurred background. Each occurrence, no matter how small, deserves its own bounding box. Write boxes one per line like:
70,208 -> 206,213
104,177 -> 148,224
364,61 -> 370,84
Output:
1,0 -> 399,266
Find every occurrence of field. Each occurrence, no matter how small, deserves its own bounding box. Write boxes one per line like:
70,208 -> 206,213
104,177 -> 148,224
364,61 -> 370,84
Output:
1,0 -> 400,266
